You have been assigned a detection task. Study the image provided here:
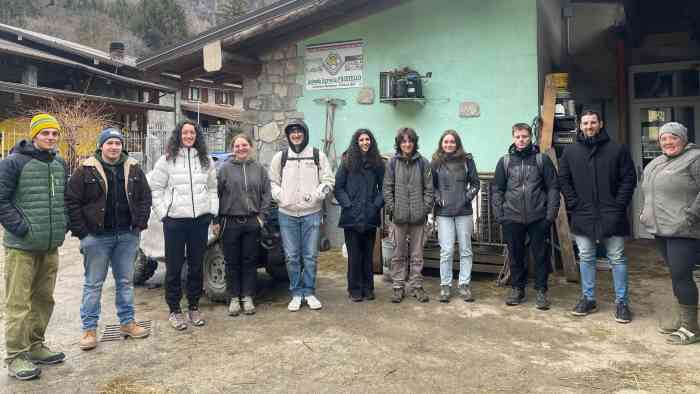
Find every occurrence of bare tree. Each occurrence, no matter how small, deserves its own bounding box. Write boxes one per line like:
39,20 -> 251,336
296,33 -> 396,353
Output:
21,98 -> 114,172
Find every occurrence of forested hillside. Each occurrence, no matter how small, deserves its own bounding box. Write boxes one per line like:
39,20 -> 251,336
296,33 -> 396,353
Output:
0,0 -> 278,57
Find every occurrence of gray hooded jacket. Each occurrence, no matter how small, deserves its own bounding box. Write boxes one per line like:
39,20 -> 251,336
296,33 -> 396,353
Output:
641,143 -> 700,239
383,152 -> 433,225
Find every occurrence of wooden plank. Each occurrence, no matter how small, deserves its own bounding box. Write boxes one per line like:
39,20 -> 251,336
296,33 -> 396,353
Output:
544,147 -> 579,282
540,74 -> 556,150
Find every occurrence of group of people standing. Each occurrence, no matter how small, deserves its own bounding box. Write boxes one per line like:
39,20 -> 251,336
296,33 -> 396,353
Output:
1,110 -> 698,380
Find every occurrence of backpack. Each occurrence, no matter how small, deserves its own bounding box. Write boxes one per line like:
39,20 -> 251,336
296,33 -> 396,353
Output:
280,147 -> 320,178
502,153 -> 543,178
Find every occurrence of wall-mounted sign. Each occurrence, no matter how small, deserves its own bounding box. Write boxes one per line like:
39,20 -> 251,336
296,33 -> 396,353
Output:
305,40 -> 363,90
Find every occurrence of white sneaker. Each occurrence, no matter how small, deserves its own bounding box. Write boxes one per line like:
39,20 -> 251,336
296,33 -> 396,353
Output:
288,296 -> 302,312
305,294 -> 322,310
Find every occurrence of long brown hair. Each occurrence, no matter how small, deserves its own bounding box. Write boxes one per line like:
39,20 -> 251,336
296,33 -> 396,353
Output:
431,129 -> 467,165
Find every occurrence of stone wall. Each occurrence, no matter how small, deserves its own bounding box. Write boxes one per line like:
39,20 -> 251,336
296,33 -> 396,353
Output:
241,42 -> 304,149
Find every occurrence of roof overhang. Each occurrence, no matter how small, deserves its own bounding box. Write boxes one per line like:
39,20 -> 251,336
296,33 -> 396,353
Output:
181,102 -> 240,121
0,81 -> 175,112
0,38 -> 175,93
137,0 -> 400,83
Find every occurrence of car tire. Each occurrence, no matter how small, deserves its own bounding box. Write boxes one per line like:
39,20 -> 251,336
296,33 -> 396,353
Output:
133,250 -> 158,286
203,242 -> 228,302
264,244 -> 288,282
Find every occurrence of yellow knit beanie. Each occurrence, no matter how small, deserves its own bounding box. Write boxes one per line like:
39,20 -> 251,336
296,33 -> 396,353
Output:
30,114 -> 61,139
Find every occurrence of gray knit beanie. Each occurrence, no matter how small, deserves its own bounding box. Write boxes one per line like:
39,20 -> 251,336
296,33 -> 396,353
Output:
659,122 -> 688,142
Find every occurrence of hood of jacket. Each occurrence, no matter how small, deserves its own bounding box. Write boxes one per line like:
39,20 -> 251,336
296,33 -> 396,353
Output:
10,139 -> 56,163
284,119 -> 310,154
508,143 -> 540,157
576,128 -> 611,146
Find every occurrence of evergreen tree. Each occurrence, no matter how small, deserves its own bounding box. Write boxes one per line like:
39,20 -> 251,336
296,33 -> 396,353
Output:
218,0 -> 248,22
0,0 -> 37,26
131,0 -> 188,50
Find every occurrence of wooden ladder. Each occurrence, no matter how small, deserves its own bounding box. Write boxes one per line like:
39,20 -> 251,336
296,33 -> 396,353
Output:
540,74 -> 579,283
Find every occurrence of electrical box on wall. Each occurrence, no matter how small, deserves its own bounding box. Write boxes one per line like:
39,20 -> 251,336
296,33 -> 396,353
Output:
380,67 -> 432,105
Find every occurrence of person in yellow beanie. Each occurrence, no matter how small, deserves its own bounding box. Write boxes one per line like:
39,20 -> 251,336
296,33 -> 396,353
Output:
0,113 -> 67,380
29,113 -> 61,140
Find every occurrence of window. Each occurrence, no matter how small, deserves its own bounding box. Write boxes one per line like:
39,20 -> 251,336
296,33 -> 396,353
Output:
189,87 -> 201,102
634,69 -> 700,99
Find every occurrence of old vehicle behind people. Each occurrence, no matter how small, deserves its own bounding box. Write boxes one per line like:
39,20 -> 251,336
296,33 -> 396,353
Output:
133,143 -> 286,303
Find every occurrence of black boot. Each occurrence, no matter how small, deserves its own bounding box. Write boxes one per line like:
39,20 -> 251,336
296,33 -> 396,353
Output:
505,287 -> 525,306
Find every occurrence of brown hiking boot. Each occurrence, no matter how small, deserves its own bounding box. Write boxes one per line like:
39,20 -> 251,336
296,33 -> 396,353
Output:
79,330 -> 97,351
120,322 -> 150,339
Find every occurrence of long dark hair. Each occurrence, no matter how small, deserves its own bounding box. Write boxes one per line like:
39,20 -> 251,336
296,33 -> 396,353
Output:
394,127 -> 419,155
343,128 -> 382,172
165,120 -> 210,169
432,129 -> 468,165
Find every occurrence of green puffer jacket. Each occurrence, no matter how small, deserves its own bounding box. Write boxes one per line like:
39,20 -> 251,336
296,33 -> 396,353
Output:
640,143 -> 700,239
0,140 -> 67,251
383,152 -> 434,225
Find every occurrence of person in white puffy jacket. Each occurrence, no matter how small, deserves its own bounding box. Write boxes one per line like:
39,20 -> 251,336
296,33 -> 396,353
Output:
148,121 -> 218,331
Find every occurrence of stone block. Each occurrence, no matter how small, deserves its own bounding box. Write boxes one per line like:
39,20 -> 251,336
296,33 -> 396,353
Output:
243,78 -> 259,98
266,96 -> 285,111
247,98 -> 263,110
285,111 -> 304,120
240,110 -> 258,124
357,87 -> 375,104
268,75 -> 281,83
459,101 -> 480,118
288,84 -> 303,98
274,84 -> 288,97
286,74 -> 299,84
259,82 -> 273,95
285,97 -> 298,111
267,61 -> 284,77
273,112 -> 286,121
285,58 -> 302,75
258,111 -> 273,123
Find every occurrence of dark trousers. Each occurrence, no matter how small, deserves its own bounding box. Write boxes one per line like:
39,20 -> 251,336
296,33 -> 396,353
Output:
163,215 -> 210,313
655,236 -> 700,305
344,228 -> 376,297
222,218 -> 260,299
503,219 -> 551,291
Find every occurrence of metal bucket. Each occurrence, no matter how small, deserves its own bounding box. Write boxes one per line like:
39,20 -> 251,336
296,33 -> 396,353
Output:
381,238 -> 394,281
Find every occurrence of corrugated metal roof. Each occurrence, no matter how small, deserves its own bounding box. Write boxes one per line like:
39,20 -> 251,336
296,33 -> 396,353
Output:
0,37 -> 174,92
0,22 -> 138,68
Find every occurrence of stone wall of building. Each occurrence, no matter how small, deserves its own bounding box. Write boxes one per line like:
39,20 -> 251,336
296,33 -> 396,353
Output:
241,42 -> 304,153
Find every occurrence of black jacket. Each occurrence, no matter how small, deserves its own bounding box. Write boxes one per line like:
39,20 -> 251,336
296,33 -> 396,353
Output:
65,155 -> 151,239
432,154 -> 480,217
335,159 -> 385,232
492,144 -> 560,225
558,129 -> 637,240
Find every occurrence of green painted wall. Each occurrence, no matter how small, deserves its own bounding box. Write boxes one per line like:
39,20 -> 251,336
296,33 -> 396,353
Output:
296,0 -> 538,171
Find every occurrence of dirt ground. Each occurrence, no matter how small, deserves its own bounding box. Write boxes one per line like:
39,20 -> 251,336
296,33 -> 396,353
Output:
1,237 -> 699,394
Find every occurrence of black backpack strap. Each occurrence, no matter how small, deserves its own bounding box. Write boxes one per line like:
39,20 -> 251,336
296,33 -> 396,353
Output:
502,154 -> 510,178
280,149 -> 289,177
536,153 -> 543,173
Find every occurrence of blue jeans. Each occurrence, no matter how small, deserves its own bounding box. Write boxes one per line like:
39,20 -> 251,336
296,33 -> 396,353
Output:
279,211 -> 321,297
574,235 -> 629,304
437,215 -> 473,286
79,231 -> 139,331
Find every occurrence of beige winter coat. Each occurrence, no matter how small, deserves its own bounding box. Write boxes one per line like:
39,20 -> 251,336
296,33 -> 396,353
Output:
640,143 -> 700,239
